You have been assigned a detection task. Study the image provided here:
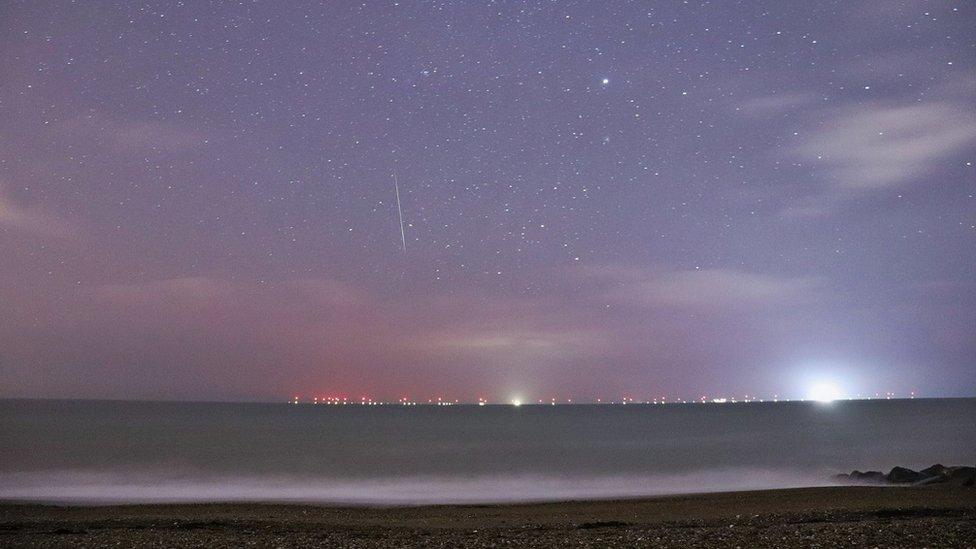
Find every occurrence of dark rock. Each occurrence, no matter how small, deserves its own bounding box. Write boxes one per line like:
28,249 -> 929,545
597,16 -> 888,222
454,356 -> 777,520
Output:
833,470 -> 887,484
836,464 -> 975,486
851,470 -> 886,483
853,470 -> 886,483
919,464 -> 946,477
945,466 -> 975,486
909,464 -> 975,486
886,466 -> 923,484
913,474 -> 948,486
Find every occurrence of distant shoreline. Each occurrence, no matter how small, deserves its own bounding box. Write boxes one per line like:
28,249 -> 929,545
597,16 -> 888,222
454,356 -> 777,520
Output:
3,396 -> 975,406
3,485 -> 974,547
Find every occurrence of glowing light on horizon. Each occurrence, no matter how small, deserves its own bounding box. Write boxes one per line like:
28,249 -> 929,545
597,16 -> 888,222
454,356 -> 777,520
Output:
808,382 -> 842,403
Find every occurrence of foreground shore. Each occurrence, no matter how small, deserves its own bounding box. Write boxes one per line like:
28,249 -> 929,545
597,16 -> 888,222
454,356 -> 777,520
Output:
2,485 -> 974,548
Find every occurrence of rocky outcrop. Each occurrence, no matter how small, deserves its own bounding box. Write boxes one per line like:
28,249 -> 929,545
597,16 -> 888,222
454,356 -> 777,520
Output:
834,464 -> 975,486
832,470 -> 886,484
886,466 -> 924,484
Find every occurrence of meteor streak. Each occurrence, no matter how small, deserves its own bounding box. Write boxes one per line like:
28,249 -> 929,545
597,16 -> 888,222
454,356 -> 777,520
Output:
393,170 -> 406,255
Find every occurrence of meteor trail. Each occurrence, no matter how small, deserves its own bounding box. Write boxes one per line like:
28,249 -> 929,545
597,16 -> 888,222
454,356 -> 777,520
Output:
393,170 -> 406,255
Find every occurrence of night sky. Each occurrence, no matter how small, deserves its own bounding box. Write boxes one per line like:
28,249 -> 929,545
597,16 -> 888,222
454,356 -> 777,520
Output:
1,1 -> 974,402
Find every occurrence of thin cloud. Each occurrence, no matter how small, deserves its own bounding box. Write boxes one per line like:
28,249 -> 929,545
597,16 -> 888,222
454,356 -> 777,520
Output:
736,93 -> 817,117
60,113 -> 208,152
94,276 -> 366,310
420,327 -> 610,357
109,121 -> 207,151
286,278 -> 369,308
94,277 -> 236,307
0,186 -> 77,239
794,102 -> 976,191
585,266 -> 821,308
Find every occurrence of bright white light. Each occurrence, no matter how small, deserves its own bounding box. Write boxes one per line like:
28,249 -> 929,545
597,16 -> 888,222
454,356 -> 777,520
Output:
808,382 -> 841,403
601,78 -> 609,85
511,399 -> 522,407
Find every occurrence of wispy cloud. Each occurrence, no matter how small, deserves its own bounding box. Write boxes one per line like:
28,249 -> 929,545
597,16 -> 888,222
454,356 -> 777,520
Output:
94,276 -> 368,311
794,102 -> 976,191
419,326 -> 610,358
59,113 -> 208,152
732,48 -> 976,217
736,93 -> 817,117
585,266 -> 820,309
108,120 -> 207,151
286,278 -> 369,308
0,185 -> 77,238
95,277 -> 233,306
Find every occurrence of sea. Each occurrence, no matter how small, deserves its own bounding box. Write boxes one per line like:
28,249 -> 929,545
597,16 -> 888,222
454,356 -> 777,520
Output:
1,398 -> 973,505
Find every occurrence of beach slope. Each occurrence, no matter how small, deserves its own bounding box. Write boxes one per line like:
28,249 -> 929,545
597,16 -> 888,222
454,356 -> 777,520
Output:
2,485 -> 975,547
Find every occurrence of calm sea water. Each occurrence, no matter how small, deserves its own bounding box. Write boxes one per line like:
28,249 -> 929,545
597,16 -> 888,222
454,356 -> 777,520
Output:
1,399 -> 973,504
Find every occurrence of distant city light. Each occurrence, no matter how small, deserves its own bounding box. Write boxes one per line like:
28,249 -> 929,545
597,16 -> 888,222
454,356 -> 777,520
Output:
285,386 -> 920,406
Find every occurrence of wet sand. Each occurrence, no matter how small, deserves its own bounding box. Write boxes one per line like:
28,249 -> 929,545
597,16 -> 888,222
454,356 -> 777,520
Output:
2,485 -> 974,547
